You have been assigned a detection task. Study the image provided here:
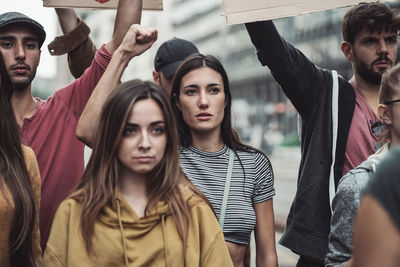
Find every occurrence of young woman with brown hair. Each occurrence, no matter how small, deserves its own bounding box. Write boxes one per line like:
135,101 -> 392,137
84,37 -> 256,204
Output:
171,54 -> 277,267
0,53 -> 41,266
43,80 -> 233,267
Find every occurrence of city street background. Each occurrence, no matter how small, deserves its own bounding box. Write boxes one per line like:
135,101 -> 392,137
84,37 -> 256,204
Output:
5,1 -> 400,266
249,146 -> 301,267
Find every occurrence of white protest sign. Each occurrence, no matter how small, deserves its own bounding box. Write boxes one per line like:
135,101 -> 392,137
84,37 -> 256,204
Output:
223,0 -> 389,25
43,0 -> 162,10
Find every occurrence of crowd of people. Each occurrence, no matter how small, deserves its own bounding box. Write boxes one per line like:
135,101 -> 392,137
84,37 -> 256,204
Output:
0,0 -> 399,266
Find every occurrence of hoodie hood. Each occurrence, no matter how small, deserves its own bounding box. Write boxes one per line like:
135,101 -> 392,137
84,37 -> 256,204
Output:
101,191 -> 173,267
100,187 -> 199,227
94,191 -> 172,267
98,187 -> 199,267
99,191 -> 172,231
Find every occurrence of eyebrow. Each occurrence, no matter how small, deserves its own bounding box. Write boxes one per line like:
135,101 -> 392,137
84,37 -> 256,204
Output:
207,83 -> 221,87
24,36 -> 39,43
126,121 -> 165,127
0,35 -> 39,43
183,84 -> 200,89
362,33 -> 397,38
183,83 -> 221,89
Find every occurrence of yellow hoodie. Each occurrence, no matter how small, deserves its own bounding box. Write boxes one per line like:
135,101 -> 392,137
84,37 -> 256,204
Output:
0,145 -> 42,267
43,187 -> 233,267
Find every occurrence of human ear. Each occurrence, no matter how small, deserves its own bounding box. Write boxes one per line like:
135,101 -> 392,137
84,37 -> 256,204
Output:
37,50 -> 42,65
341,41 -> 354,62
175,94 -> 182,111
378,104 -> 392,125
152,70 -> 160,85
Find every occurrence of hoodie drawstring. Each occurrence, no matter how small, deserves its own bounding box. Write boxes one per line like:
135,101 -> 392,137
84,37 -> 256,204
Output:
116,199 -> 129,267
161,214 -> 170,267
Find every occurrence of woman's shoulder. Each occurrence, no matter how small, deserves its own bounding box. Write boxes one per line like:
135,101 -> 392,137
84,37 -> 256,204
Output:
179,185 -> 212,210
22,145 -> 37,168
236,146 -> 270,160
236,148 -> 272,171
21,145 -> 41,183
59,197 -> 81,208
22,144 -> 35,158
179,185 -> 203,202
338,166 -> 372,195
49,198 -> 84,230
55,198 -> 83,217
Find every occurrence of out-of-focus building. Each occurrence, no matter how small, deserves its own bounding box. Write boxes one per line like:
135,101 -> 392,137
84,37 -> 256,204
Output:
154,1 -> 352,152
50,1 -> 400,153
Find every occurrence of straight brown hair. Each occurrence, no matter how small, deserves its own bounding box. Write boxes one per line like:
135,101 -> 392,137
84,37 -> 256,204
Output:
71,79 -> 210,266
0,53 -> 37,266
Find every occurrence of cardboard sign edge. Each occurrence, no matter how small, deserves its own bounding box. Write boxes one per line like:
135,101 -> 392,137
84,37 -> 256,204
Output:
43,0 -> 163,10
223,0 -> 383,25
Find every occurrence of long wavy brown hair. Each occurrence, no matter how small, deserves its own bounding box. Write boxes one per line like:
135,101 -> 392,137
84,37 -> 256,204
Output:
0,54 -> 37,266
71,79 -> 210,265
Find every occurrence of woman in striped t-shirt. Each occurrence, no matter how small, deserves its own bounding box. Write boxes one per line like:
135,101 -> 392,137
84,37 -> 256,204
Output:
171,54 -> 277,267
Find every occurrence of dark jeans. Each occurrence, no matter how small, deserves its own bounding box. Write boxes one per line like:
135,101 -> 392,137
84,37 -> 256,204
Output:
296,256 -> 324,267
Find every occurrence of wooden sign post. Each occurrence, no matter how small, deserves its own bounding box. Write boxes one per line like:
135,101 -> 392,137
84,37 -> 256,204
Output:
223,0 -> 390,25
43,0 -> 163,10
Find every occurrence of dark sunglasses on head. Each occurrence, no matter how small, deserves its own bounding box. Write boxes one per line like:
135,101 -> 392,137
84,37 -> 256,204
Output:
370,120 -> 384,137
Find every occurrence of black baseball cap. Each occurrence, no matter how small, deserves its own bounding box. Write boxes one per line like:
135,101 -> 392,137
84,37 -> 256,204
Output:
0,12 -> 46,48
154,37 -> 199,79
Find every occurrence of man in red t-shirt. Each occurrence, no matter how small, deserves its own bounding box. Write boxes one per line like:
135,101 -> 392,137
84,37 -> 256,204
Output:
0,0 -> 157,250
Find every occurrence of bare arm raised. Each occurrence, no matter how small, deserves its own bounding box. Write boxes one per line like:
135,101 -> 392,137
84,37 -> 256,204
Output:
105,0 -> 143,54
76,24 -> 158,146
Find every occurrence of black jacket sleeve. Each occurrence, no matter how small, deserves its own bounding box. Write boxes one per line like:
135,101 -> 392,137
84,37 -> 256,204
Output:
245,20 -> 332,118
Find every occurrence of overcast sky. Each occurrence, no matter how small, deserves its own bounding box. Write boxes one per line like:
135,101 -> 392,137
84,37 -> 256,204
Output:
3,1 -> 57,78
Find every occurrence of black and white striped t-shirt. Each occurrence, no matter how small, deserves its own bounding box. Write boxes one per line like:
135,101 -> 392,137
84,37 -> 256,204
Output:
180,145 -> 275,245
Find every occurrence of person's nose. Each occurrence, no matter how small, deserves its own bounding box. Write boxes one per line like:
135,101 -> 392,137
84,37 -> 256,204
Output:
198,89 -> 209,109
378,39 -> 389,55
138,131 -> 151,150
14,42 -> 26,61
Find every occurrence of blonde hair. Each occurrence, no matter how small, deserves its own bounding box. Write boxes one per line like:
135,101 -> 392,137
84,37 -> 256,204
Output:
378,64 -> 400,142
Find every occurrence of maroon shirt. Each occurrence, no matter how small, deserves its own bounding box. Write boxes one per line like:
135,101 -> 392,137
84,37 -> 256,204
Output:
21,45 -> 111,250
343,84 -> 378,176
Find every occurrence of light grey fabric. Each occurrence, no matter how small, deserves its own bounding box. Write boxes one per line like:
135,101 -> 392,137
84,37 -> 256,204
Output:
325,145 -> 388,267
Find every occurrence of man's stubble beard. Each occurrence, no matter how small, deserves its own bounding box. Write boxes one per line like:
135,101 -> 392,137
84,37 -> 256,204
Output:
354,52 -> 393,85
10,68 -> 37,93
